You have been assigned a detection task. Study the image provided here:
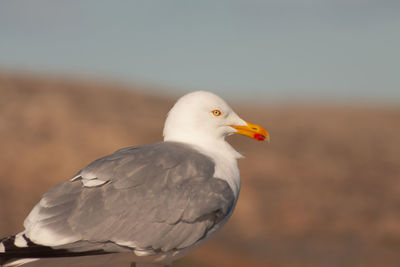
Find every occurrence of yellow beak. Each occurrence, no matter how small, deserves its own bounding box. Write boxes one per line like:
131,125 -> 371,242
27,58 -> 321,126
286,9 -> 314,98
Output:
231,121 -> 270,142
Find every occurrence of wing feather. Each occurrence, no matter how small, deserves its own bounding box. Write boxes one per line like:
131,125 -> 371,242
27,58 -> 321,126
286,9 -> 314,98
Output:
23,142 -> 235,254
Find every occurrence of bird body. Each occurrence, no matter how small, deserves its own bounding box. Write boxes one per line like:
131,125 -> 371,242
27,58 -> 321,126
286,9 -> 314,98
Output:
0,91 -> 268,266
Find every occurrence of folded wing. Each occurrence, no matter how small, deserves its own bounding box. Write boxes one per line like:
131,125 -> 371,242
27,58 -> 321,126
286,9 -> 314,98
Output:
22,142 -> 235,255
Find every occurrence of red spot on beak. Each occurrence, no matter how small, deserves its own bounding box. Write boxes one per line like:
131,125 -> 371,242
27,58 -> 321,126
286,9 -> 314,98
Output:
253,133 -> 265,141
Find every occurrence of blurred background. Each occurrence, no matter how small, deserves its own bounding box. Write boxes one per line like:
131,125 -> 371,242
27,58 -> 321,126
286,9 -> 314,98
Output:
0,1 -> 400,266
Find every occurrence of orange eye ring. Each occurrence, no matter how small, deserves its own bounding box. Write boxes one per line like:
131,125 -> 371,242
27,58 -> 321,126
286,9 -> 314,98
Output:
212,110 -> 222,116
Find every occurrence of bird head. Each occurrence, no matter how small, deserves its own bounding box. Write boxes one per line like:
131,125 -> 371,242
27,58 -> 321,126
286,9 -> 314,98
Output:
163,91 -> 269,144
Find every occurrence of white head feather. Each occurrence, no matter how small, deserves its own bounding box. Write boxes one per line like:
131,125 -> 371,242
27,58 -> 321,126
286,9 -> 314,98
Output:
163,91 -> 246,149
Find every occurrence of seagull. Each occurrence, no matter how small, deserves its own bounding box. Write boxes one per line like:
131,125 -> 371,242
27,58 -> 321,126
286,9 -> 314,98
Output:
0,91 -> 269,267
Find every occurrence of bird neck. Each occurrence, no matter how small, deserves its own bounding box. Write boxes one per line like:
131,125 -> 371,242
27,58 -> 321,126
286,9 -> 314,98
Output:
164,134 -> 242,161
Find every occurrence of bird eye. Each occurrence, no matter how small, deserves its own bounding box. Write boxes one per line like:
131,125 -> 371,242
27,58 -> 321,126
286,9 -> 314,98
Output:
212,110 -> 222,116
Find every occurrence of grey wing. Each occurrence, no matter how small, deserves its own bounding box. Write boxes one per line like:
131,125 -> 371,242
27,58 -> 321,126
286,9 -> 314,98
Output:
23,142 -> 235,254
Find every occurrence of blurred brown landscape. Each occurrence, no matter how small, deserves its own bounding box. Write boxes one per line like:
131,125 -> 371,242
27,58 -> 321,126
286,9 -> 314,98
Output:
0,72 -> 399,267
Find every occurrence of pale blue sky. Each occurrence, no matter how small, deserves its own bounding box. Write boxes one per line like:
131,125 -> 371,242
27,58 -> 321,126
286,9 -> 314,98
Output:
0,1 -> 399,104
